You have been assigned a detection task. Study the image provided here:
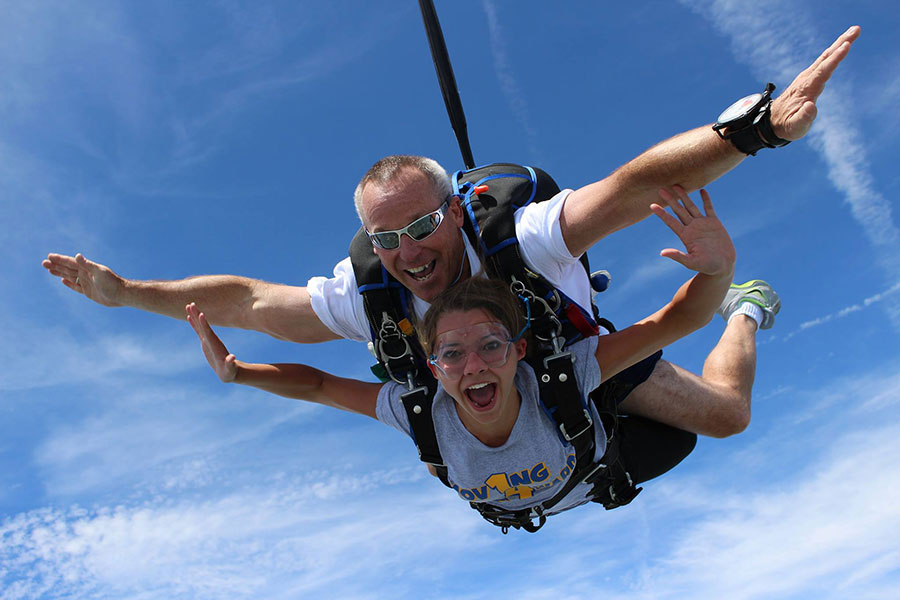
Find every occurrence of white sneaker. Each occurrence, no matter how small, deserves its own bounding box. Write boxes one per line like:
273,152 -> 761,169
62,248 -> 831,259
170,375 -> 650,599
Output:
717,280 -> 781,330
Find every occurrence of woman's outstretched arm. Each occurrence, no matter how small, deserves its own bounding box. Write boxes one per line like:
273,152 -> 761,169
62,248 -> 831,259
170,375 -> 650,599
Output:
186,303 -> 382,418
595,186 -> 736,381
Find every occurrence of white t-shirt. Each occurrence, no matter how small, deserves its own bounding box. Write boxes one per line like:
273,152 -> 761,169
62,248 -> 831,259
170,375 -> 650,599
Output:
307,189 -> 603,341
376,337 -> 605,515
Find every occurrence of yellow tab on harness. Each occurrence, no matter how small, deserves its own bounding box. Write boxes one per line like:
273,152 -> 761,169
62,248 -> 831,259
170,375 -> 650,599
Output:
398,318 -> 414,336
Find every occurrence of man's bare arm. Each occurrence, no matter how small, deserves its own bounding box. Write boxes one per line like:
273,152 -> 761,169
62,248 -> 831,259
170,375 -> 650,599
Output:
560,25 -> 861,257
42,252 -> 340,343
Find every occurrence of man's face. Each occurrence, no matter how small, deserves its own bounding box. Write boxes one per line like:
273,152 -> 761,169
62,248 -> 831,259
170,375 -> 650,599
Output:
361,168 -> 467,302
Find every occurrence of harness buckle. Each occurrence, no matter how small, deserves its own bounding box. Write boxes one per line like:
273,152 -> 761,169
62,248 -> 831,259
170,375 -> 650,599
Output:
559,409 -> 593,441
581,461 -> 608,485
384,357 -> 417,387
542,350 -> 573,372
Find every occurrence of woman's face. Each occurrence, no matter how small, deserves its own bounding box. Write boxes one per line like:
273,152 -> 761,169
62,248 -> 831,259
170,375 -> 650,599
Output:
428,308 -> 526,435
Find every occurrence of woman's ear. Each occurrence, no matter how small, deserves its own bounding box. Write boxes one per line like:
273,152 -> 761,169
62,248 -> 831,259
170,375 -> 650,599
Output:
427,360 -> 440,378
514,337 -> 527,360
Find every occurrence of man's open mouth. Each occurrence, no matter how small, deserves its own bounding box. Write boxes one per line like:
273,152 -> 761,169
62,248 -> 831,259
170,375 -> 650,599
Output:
405,260 -> 436,281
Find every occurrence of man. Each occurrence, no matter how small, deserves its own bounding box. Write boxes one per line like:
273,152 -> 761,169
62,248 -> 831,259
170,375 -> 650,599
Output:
43,27 -> 860,437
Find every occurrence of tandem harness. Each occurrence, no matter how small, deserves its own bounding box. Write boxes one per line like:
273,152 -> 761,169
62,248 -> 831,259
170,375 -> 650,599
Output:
349,163 -> 670,533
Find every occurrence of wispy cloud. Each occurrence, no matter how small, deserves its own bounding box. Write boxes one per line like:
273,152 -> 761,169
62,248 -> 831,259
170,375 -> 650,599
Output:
481,0 -> 540,159
0,325 -> 198,392
0,1 -> 400,201
3,358 -> 898,598
679,0 -> 900,328
0,474 -> 484,599
29,381 -> 320,497
504,363 -> 900,599
643,427 -> 900,598
781,280 -> 900,340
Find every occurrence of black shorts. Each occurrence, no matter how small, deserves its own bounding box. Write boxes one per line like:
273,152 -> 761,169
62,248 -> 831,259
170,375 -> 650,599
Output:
609,349 -> 663,405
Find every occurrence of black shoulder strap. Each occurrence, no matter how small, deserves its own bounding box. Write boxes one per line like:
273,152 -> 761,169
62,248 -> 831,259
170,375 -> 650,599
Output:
349,228 -> 424,383
453,164 -> 599,343
349,228 -> 448,475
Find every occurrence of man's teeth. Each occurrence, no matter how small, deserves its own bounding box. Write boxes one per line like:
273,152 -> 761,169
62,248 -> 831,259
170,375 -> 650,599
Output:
407,264 -> 428,274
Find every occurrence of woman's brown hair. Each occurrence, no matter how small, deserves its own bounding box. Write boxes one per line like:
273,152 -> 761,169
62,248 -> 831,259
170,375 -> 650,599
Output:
418,278 -> 526,354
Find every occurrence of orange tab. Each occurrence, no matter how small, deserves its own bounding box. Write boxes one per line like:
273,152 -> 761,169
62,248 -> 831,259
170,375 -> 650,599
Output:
398,318 -> 414,336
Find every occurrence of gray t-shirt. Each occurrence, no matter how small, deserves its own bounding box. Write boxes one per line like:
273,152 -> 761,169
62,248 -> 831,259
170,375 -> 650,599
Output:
376,337 -> 606,516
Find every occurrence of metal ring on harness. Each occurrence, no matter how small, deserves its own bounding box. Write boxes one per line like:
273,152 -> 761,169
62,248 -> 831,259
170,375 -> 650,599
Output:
509,278 -> 563,346
375,313 -> 418,385
376,335 -> 412,362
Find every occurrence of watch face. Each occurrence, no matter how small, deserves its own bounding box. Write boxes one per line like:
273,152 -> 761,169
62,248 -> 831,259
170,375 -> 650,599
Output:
717,92 -> 763,124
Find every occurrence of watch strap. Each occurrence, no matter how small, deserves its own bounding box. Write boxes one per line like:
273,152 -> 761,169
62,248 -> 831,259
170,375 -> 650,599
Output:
715,83 -> 790,156
755,102 -> 791,148
725,123 -> 769,156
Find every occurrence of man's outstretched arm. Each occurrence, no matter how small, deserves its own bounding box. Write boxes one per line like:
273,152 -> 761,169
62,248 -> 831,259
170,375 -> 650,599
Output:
560,25 -> 860,257
42,252 -> 340,343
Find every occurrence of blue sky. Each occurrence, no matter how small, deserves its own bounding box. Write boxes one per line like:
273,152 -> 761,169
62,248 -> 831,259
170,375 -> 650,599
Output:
3,0 -> 899,598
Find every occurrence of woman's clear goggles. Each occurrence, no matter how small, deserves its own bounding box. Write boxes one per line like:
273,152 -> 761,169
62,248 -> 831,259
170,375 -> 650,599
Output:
428,322 -> 518,379
366,200 -> 449,250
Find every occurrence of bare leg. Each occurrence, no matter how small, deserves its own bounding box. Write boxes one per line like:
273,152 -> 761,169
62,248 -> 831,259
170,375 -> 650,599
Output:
618,315 -> 758,438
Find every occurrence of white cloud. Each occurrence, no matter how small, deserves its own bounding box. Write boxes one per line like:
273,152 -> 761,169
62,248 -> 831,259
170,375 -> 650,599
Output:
493,363 -> 900,599
3,359 -> 899,599
642,425 -> 900,599
0,473 -> 486,600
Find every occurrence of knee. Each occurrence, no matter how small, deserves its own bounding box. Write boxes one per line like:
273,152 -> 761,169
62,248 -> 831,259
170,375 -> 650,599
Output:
706,398 -> 751,438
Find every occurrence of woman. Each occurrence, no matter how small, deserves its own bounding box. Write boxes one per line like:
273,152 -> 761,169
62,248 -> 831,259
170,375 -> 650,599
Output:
186,187 -> 735,524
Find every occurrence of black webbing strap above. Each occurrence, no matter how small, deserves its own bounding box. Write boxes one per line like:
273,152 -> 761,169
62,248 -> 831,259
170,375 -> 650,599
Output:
349,227 -> 426,385
400,382 -> 446,470
350,227 -> 449,484
537,352 -> 594,458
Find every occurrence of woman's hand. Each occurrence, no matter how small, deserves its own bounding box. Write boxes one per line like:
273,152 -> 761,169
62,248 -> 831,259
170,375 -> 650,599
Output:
650,186 -> 736,278
186,302 -> 238,383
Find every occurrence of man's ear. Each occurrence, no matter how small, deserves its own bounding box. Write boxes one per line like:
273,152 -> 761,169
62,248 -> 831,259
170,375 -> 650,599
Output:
448,194 -> 465,227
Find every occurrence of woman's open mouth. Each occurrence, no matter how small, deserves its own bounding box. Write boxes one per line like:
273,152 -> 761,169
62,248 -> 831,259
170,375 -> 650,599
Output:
465,382 -> 497,411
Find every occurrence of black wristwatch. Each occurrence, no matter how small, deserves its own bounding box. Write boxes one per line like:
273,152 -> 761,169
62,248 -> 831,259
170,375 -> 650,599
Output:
712,83 -> 790,155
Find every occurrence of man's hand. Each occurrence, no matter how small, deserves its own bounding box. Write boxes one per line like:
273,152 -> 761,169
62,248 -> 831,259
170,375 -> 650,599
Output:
650,186 -> 735,278
42,253 -> 124,307
771,25 -> 861,141
186,302 -> 238,383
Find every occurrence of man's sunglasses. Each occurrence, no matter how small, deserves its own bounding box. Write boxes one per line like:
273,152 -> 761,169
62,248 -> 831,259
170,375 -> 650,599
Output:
366,199 -> 450,250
